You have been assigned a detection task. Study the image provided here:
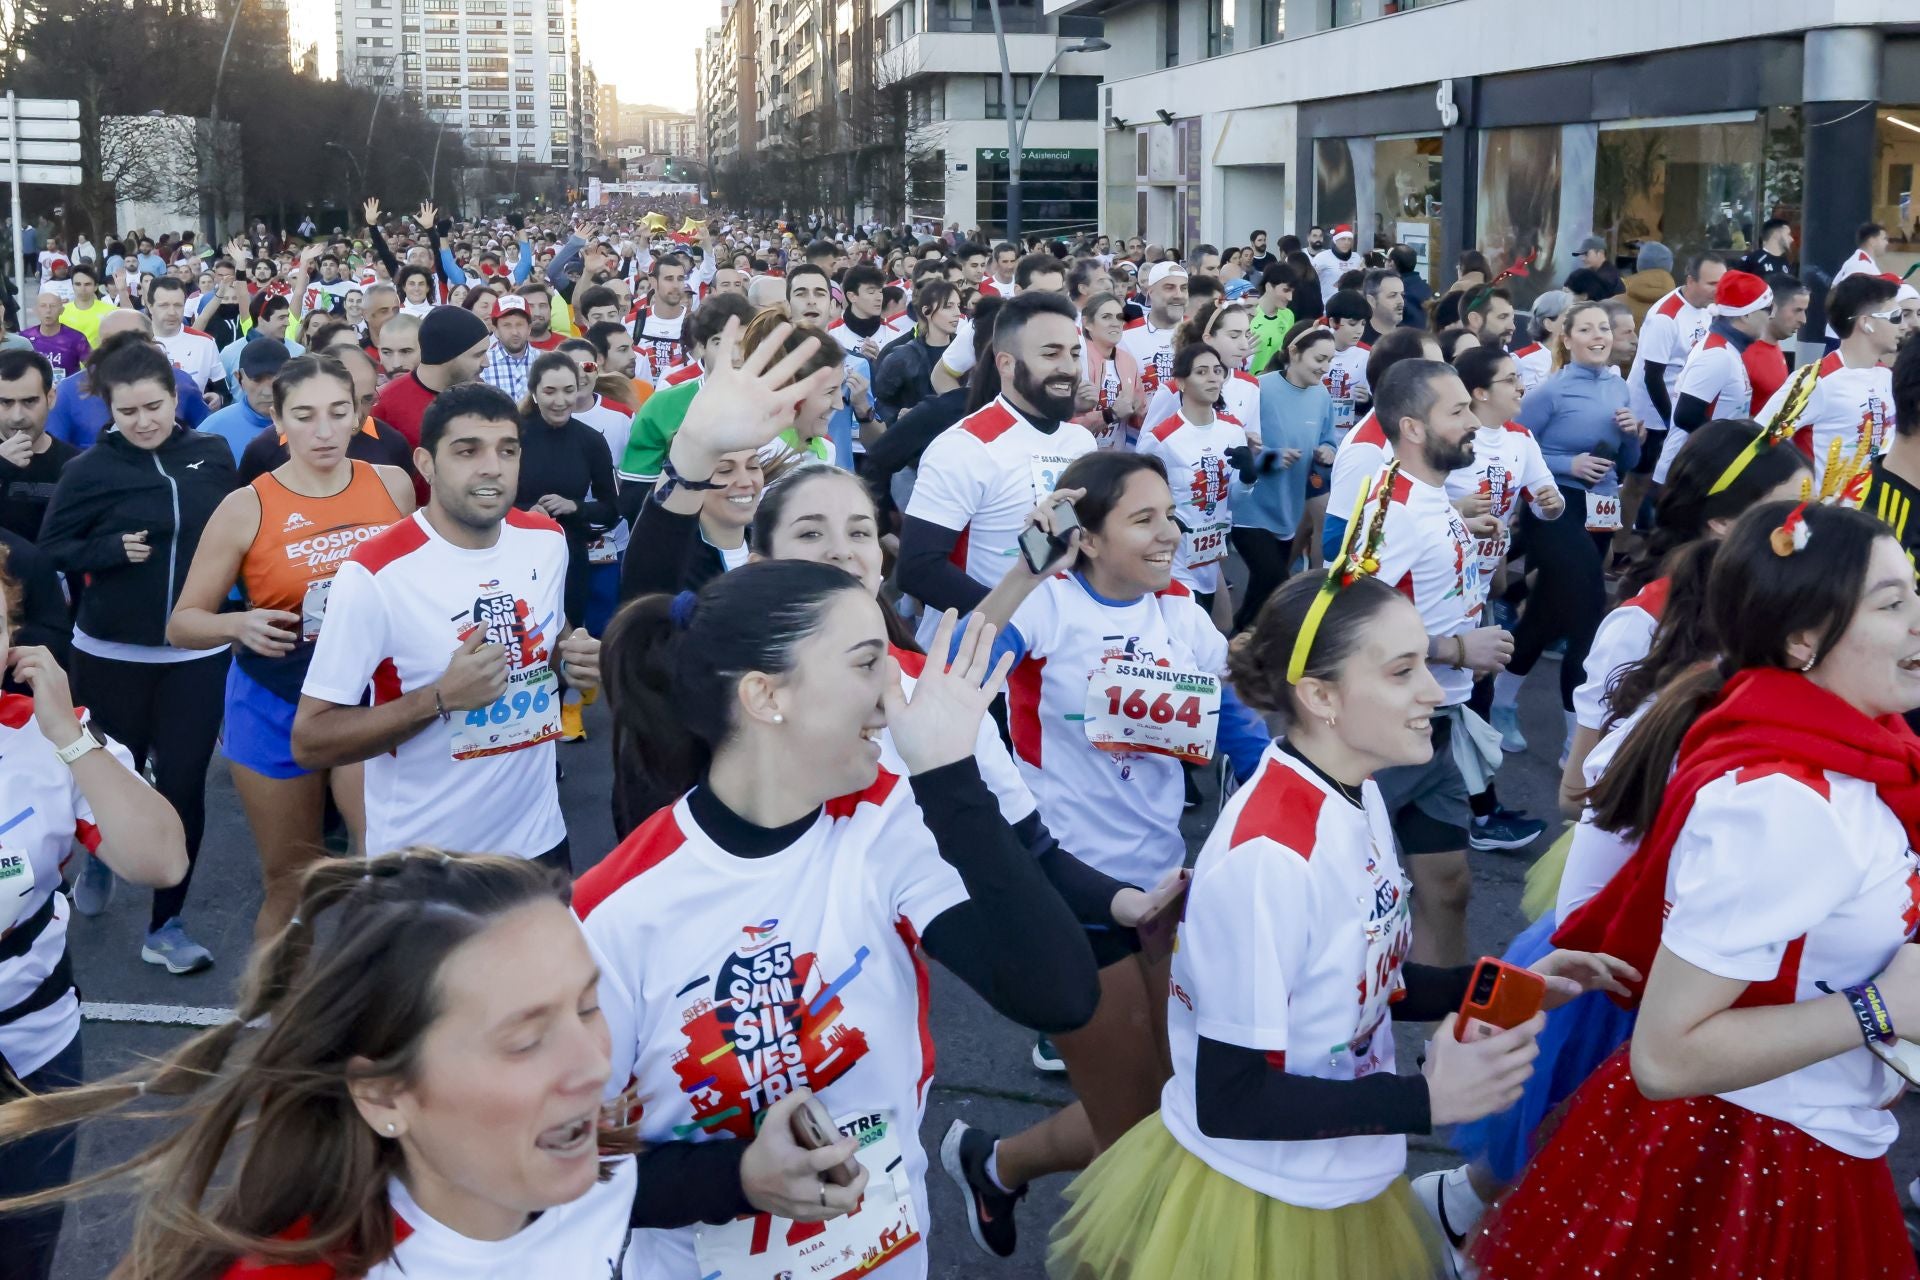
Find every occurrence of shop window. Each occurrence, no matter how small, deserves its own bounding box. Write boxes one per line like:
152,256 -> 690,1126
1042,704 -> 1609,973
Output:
1477,125 -> 1562,307
1376,135 -> 1443,285
1313,138 -> 1356,231
1875,109 -> 1920,276
1594,115 -> 1763,266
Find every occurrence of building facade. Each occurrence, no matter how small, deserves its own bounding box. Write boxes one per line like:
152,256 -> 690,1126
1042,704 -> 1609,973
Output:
336,0 -> 593,188
1053,0 -> 1920,329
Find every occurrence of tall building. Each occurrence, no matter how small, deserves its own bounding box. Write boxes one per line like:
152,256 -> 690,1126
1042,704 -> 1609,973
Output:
336,0 -> 591,187
597,81 -> 620,159
265,0 -> 337,76
865,0 -> 1106,236
699,0 -> 756,170
1056,0 -> 1919,334
621,105 -> 699,157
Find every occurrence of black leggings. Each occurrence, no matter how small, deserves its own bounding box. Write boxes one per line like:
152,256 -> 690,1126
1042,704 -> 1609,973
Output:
1229,526 -> 1295,634
1508,492 -> 1611,710
70,648 -> 229,931
0,1033 -> 83,1280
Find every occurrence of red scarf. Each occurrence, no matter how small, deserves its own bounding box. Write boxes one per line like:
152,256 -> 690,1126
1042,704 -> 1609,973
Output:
1554,667 -> 1920,1003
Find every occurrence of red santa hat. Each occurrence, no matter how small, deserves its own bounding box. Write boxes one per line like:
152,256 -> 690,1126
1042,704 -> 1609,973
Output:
1710,269 -> 1772,317
1330,224 -> 1355,243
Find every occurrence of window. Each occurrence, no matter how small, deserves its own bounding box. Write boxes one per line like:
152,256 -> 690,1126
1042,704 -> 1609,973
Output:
516,93 -> 534,107
984,73 -> 1032,121
1207,0 -> 1233,56
1258,0 -> 1283,42
910,81 -> 944,127
1329,0 -> 1361,25
1058,75 -> 1098,121
1163,0 -> 1179,66
1058,14 -> 1103,37
928,0 -> 1038,34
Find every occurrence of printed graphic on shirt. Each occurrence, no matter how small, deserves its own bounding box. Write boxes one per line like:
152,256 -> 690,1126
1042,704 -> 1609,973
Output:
669,917 -> 871,1139
448,582 -> 560,759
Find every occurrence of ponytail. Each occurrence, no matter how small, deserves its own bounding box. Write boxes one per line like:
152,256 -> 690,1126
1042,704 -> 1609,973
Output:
1588,659 -> 1727,839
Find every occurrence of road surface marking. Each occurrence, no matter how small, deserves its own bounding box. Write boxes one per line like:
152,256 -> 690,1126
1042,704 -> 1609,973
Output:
82,1001 -> 232,1027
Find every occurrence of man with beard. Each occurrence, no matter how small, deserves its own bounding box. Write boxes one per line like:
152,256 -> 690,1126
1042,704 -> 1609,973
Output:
479,294 -> 536,400
293,382 -> 600,875
631,253 -> 692,385
1117,262 -> 1188,398
1309,224 -> 1360,299
899,292 -> 1095,643
1459,284 -> 1517,351
520,281 -> 565,352
1364,359 -> 1512,969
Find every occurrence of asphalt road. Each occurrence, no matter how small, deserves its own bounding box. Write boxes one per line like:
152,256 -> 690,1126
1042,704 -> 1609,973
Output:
45,678 -> 1920,1279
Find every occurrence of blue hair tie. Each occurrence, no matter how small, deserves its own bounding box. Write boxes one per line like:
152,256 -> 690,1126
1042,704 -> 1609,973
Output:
669,590 -> 698,632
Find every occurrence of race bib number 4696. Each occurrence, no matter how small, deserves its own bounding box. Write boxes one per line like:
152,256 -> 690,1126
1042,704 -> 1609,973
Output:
450,664 -> 561,760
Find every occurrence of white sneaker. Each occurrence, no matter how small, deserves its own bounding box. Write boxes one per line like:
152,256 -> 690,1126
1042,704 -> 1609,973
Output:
1411,1167 -> 1480,1279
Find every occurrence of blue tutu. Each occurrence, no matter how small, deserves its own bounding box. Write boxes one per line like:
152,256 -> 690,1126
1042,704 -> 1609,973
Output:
1447,913 -> 1638,1183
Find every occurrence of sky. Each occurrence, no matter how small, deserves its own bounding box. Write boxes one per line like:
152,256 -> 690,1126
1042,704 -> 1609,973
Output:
584,0 -> 724,112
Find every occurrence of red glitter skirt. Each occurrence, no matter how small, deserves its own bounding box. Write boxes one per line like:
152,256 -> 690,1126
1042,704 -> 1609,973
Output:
1471,1047 -> 1918,1279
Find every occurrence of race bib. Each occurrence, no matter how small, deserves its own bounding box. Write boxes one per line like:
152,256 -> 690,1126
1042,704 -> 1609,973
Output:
0,849 -> 31,937
1182,519 -> 1230,570
694,1108 -> 922,1280
1028,452 -> 1075,502
586,533 -> 618,565
1350,853 -> 1412,1074
300,578 -> 332,643
1585,493 -> 1622,533
450,664 -> 561,760
1082,661 -> 1220,764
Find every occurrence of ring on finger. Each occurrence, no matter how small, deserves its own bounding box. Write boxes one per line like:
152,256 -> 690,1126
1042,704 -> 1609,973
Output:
819,1181 -> 829,1207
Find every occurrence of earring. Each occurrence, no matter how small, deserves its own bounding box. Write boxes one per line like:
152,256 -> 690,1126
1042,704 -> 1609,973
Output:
772,713 -> 784,725
384,1122 -> 397,1135
1798,653 -> 1817,672
1324,716 -> 1337,730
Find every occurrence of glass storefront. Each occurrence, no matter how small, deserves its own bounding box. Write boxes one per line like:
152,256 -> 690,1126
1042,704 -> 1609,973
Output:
1375,134 -> 1443,285
1476,125 -> 1562,307
1875,108 -> 1920,277
976,147 -> 1100,239
1593,114 -> 1764,262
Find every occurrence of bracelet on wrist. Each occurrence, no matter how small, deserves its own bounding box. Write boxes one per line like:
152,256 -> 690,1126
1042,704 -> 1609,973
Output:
1452,635 -> 1467,669
1844,982 -> 1897,1047
432,687 -> 451,724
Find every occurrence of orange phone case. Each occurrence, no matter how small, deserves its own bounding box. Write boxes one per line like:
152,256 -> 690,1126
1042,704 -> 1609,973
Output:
1453,957 -> 1548,1042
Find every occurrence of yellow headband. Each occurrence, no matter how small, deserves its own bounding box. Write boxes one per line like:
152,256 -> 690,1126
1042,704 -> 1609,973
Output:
1287,460 -> 1400,684
1708,361 -> 1822,496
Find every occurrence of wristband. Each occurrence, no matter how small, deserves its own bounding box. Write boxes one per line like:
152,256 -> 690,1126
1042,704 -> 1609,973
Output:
1452,635 -> 1467,669
658,455 -> 723,501
1844,982 -> 1897,1047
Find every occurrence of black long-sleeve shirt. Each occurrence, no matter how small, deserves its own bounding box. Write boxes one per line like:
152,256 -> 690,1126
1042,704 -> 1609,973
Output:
617,490 -> 730,604
513,414 -> 618,552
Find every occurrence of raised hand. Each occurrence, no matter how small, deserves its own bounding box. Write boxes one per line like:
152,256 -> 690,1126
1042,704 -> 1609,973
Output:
880,609 -> 1015,775
415,201 -> 440,230
670,318 -> 843,462
363,198 -> 383,228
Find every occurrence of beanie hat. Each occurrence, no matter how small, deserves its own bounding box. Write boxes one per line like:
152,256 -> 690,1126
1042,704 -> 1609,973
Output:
1710,270 -> 1773,317
1634,241 -> 1674,274
418,305 -> 490,366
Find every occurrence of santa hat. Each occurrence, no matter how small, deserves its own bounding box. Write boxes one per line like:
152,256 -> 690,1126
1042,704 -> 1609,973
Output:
1710,269 -> 1772,317
1331,224 -> 1355,243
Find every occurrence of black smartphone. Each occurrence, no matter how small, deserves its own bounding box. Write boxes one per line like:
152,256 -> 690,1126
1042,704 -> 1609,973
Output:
1018,502 -> 1081,574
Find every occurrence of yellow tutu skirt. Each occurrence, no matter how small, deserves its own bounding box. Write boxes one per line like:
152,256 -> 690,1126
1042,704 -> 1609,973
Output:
1046,1112 -> 1447,1280
1520,824 -> 1575,924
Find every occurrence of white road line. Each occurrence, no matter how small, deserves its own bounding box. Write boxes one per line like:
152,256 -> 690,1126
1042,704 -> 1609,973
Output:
82,1001 -> 233,1027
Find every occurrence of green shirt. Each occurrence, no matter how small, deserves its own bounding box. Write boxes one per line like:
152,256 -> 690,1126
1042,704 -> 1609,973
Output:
1250,306 -> 1296,378
619,377 -> 702,482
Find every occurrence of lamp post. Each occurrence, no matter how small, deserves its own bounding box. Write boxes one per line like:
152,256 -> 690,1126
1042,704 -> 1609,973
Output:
984,4 -> 1106,244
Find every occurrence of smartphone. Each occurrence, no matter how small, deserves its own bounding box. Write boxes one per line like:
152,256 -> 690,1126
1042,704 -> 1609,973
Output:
1135,869 -> 1192,962
1018,502 -> 1081,574
790,1096 -> 860,1186
1454,957 -> 1548,1042
1591,441 -> 1618,463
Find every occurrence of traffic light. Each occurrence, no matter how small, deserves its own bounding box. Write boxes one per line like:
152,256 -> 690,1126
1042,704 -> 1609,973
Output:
665,159 -> 676,179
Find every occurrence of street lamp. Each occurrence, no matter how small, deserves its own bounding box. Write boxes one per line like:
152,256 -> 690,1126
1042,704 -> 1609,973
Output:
984,4 -> 1107,244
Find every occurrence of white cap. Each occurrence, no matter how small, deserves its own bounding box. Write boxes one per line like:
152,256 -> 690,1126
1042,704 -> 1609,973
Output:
1146,262 -> 1189,289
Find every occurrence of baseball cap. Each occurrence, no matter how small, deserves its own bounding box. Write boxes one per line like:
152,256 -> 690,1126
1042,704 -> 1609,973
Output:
239,337 -> 293,381
1146,262 -> 1189,288
494,294 -> 531,319
1572,235 -> 1608,258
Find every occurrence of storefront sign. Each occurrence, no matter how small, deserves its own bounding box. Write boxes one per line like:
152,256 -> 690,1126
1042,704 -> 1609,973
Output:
977,148 -> 1098,165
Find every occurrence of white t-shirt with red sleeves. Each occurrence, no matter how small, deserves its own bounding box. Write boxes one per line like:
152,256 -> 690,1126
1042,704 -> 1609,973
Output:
1003,573 -> 1228,888
0,697 -> 131,1079
1117,317 -> 1177,399
1510,341 -> 1552,395
1444,420 -> 1556,594
1370,467 -> 1483,706
1323,342 -> 1371,432
1754,350 -> 1896,488
301,509 -> 571,860
1161,745 -> 1413,1210
219,1163 -> 639,1280
904,395 -> 1096,638
1655,330 -> 1755,484
1661,764 -> 1920,1157
1137,409 -> 1241,593
827,315 -> 913,355
1827,249 -> 1882,339
1571,577 -> 1667,731
1628,289 -> 1709,431
632,306 -> 690,385
157,326 -> 223,392
1324,412 -> 1391,537
576,772 -> 971,1280
1141,371 -> 1263,451
1555,700 -> 1648,922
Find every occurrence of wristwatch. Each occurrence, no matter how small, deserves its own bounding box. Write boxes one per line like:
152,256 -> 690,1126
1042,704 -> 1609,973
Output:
53,725 -> 104,767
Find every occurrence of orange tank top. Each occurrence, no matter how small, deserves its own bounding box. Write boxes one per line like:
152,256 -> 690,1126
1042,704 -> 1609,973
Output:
243,461 -> 404,640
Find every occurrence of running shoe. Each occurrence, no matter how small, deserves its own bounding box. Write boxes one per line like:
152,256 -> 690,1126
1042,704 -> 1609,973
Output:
1411,1167 -> 1476,1280
1031,1035 -> 1066,1073
71,852 -> 114,916
141,917 -> 214,975
1489,704 -> 1527,754
1468,807 -> 1547,852
561,699 -> 586,743
940,1120 -> 1024,1259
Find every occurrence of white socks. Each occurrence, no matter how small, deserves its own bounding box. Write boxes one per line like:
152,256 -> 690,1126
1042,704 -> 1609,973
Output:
1491,670 -> 1526,709
986,1144 -> 1016,1195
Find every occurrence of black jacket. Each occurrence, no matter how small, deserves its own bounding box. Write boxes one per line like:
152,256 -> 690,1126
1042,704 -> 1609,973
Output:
39,427 -> 238,647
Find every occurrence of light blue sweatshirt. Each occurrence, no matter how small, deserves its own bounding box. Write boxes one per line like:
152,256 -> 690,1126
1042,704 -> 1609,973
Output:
1239,373 -> 1340,539
1515,362 -> 1639,494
